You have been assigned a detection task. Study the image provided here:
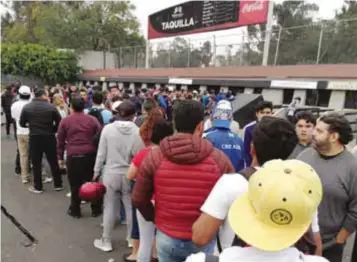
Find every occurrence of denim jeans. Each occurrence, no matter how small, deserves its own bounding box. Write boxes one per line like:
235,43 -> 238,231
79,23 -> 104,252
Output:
156,229 -> 215,262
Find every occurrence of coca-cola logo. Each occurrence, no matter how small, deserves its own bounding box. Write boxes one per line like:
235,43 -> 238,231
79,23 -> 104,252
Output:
242,1 -> 264,13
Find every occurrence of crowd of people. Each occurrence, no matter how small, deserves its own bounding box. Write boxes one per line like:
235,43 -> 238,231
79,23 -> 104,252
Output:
2,81 -> 357,262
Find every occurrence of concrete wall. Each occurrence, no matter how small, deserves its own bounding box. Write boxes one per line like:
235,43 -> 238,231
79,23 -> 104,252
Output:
78,51 -> 117,70
262,89 -> 283,105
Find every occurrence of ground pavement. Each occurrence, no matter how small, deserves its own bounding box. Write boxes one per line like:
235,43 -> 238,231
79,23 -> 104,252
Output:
1,131 -> 130,262
1,128 -> 355,262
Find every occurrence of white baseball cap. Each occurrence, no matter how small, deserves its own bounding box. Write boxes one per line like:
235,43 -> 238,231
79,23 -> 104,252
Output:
18,85 -> 31,96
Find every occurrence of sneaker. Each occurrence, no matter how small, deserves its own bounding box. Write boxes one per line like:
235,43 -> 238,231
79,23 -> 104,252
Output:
43,177 -> 53,183
28,187 -> 43,194
93,238 -> 112,252
67,209 -> 81,219
22,179 -> 29,184
54,186 -> 64,192
127,238 -> 133,248
66,192 -> 71,197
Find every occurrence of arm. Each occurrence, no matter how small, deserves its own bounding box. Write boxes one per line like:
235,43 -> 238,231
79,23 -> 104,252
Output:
311,210 -> 322,256
93,127 -> 108,178
192,175 -> 248,247
243,125 -> 252,167
337,165 -> 357,244
132,149 -> 159,222
56,120 -> 67,161
52,107 -> 62,133
127,164 -> 138,181
19,107 -> 28,128
131,133 -> 145,158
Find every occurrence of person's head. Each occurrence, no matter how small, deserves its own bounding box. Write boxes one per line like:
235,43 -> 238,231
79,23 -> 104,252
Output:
18,85 -> 31,100
151,119 -> 174,145
187,92 -> 193,100
71,96 -> 85,112
294,111 -> 316,145
140,107 -> 165,145
92,85 -> 102,93
79,88 -> 88,101
173,100 -> 204,136
109,86 -> 120,97
70,85 -> 77,92
252,116 -> 297,166
53,93 -> 64,107
142,97 -> 157,115
135,90 -> 141,97
228,159 -> 322,252
312,113 -> 353,154
34,88 -> 48,101
116,101 -> 136,121
212,100 -> 233,129
255,101 -> 273,121
92,91 -> 104,106
6,85 -> 12,92
122,93 -> 130,101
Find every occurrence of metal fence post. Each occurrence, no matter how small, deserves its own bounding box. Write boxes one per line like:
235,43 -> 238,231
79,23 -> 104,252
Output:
134,46 -> 137,68
316,24 -> 324,64
187,40 -> 191,67
168,43 -> 171,67
274,26 -> 282,65
212,35 -> 216,67
145,42 -> 150,69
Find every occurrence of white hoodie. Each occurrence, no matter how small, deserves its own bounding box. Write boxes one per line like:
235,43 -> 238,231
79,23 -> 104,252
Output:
94,121 -> 145,177
185,247 -> 329,262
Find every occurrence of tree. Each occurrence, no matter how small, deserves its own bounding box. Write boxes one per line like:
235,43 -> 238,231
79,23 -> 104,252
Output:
1,1 -> 144,51
319,1 -> 357,63
1,44 -> 81,84
245,1 -> 320,65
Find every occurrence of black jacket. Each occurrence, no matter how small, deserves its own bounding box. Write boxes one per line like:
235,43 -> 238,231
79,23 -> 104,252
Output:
1,91 -> 14,114
20,98 -> 62,136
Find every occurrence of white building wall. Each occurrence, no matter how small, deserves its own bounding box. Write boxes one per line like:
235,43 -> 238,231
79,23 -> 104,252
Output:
328,90 -> 346,109
262,89 -> 283,105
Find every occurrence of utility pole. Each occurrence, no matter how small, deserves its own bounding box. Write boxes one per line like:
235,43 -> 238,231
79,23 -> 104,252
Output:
262,1 -> 274,66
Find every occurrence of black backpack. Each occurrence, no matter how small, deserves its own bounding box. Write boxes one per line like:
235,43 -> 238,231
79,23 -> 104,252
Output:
88,107 -> 104,126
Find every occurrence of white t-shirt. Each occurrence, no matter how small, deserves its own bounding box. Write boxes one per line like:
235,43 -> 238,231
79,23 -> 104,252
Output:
185,246 -> 329,262
201,173 -> 320,251
11,99 -> 30,135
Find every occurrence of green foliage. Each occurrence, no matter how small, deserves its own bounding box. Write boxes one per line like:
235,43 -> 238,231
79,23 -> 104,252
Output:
1,1 -> 144,51
1,44 -> 81,84
150,37 -> 212,68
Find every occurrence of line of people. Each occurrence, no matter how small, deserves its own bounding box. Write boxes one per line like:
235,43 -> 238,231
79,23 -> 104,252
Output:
4,81 -> 357,262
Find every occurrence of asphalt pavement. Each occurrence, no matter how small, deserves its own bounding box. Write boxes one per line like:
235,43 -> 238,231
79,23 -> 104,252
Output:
1,131 -> 130,262
1,128 -> 355,262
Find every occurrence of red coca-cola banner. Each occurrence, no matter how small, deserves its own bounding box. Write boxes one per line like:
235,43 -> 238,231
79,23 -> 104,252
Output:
148,1 -> 269,40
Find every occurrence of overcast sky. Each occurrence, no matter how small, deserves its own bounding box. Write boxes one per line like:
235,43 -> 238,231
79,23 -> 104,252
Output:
132,0 -> 345,47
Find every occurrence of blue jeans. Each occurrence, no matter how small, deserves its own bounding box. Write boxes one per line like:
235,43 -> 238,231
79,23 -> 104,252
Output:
156,229 -> 215,262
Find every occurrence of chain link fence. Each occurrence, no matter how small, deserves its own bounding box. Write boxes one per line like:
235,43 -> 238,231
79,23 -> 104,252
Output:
83,18 -> 357,69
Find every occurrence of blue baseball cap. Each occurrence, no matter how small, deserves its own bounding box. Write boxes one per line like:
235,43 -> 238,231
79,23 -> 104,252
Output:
212,100 -> 233,129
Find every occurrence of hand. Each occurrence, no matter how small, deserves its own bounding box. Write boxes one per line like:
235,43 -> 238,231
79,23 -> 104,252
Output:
58,160 -> 65,169
336,228 -> 349,245
314,245 -> 322,256
92,173 -> 100,182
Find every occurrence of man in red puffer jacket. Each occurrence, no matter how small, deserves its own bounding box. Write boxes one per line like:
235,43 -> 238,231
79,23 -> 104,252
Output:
133,100 -> 234,262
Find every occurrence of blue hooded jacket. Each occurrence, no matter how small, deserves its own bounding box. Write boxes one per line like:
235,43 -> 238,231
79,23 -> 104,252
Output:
203,127 -> 245,172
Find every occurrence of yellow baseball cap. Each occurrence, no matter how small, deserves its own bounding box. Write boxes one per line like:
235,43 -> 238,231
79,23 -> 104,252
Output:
228,159 -> 322,251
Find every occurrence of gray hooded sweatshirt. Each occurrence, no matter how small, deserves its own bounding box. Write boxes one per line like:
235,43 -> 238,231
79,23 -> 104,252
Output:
94,121 -> 145,177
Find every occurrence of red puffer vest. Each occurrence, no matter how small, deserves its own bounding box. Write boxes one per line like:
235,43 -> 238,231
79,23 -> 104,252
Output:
140,133 -> 233,240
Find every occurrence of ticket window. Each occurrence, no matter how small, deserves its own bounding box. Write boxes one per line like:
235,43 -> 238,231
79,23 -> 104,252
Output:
306,90 -> 318,106
344,91 -> 357,109
253,88 -> 263,94
317,90 -> 331,107
283,89 -> 294,104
